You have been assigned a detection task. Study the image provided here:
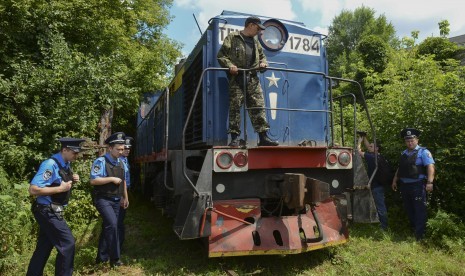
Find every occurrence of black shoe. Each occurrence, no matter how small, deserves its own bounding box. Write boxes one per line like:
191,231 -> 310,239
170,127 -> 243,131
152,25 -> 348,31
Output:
258,132 -> 279,146
228,139 -> 239,147
95,258 -> 108,264
228,134 -> 239,147
110,260 -> 123,267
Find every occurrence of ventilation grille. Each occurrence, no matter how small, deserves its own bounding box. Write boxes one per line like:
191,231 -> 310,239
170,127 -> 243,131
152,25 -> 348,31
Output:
183,52 -> 204,147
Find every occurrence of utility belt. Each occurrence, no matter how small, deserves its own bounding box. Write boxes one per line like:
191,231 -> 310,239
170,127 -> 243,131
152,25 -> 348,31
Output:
245,70 -> 258,76
32,201 -> 65,220
92,190 -> 121,202
235,71 -> 258,88
240,70 -> 258,78
398,178 -> 426,185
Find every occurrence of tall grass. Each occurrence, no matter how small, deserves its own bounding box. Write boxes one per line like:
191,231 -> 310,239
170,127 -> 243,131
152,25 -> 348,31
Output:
3,193 -> 465,275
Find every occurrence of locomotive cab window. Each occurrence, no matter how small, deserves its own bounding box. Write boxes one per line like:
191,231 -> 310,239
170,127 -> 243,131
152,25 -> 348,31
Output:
259,20 -> 288,51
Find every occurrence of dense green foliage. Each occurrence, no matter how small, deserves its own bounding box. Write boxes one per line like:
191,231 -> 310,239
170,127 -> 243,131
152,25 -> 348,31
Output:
417,36 -> 464,62
0,0 -> 180,174
0,0 -> 180,268
326,6 -> 396,77
329,9 -> 465,222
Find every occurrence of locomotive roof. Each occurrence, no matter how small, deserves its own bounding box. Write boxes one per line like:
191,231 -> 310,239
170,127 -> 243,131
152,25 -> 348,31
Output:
220,10 -> 305,27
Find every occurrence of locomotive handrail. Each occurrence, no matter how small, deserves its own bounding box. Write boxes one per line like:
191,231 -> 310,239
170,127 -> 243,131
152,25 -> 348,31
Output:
247,107 -> 331,113
182,66 -> 377,194
163,88 -> 174,191
182,67 -> 229,196
333,90 -> 378,187
181,66 -> 328,194
333,93 -> 357,148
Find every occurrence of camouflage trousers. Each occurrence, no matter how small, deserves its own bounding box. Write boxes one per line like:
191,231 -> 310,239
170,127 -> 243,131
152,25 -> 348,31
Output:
228,75 -> 269,135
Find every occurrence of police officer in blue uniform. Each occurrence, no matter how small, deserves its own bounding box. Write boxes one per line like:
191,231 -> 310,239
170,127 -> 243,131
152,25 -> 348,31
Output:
91,132 -> 129,267
392,128 -> 435,240
27,137 -> 85,276
118,136 -> 133,251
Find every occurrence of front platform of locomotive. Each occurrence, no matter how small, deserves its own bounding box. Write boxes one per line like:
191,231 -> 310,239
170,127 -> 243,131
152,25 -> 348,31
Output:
202,11 -> 353,257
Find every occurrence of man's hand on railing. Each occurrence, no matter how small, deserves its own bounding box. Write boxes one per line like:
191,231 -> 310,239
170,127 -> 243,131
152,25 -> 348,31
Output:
229,65 -> 238,75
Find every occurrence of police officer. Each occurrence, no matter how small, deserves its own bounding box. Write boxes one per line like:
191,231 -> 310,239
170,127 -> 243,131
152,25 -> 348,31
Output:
392,128 -> 435,240
27,137 -> 85,276
217,16 -> 278,147
118,136 -> 133,251
91,132 -> 129,267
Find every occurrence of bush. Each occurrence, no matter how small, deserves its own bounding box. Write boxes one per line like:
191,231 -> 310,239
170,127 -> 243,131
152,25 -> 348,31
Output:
426,209 -> 465,252
62,158 -> 100,231
0,167 -> 35,272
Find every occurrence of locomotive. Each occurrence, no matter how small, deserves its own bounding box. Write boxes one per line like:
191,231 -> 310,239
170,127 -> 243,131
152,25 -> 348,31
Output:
135,10 -> 376,257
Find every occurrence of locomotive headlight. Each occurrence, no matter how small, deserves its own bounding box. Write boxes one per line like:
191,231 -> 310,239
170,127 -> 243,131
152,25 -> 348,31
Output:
263,26 -> 282,47
338,151 -> 351,166
259,20 -> 288,51
327,152 -> 338,165
216,151 -> 233,169
233,152 -> 248,167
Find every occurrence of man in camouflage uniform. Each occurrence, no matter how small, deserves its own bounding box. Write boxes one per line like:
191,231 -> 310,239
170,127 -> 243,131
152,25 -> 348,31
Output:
217,16 -> 278,146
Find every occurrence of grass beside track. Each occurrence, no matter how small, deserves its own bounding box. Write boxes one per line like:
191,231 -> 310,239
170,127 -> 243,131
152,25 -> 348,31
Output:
6,193 -> 465,275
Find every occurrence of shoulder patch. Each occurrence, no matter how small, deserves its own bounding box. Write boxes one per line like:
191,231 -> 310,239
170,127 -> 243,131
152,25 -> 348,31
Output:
427,152 -> 432,158
43,169 -> 53,181
93,165 -> 101,174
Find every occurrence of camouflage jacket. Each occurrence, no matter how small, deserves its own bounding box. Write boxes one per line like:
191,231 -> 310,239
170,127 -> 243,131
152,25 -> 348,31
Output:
217,31 -> 267,75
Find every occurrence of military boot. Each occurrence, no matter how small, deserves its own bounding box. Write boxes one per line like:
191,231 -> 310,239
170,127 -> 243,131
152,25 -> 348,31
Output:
228,133 -> 239,147
258,132 -> 279,146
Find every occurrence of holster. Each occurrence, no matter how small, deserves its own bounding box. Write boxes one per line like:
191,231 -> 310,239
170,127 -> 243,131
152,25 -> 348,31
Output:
50,202 -> 65,220
32,201 -> 64,220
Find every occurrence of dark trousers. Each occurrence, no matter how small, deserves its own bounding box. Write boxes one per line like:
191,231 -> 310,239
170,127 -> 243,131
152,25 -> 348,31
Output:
27,204 -> 75,276
95,197 -> 120,262
118,206 -> 126,250
399,181 -> 427,240
371,185 -> 388,230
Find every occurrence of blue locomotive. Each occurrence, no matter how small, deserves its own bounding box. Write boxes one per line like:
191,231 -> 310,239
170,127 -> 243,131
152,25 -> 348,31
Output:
135,11 -> 375,257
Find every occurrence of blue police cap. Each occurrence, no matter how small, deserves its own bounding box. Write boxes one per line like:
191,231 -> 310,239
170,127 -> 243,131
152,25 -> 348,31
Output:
104,132 -> 126,145
58,138 -> 85,152
124,136 -> 134,148
400,128 -> 420,139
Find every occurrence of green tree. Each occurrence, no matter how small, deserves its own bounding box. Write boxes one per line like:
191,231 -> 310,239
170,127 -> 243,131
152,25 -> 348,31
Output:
326,6 -> 396,77
418,37 -> 462,62
357,35 -> 389,73
328,10 -> 465,221
369,49 -> 465,219
417,20 -> 464,63
0,0 -> 181,173
438,19 -> 450,38
0,0 -> 181,262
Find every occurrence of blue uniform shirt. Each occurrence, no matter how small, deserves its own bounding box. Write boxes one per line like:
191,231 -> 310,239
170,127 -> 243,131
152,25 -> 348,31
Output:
30,153 -> 70,205
400,145 -> 435,183
120,156 -> 130,188
90,153 -> 129,198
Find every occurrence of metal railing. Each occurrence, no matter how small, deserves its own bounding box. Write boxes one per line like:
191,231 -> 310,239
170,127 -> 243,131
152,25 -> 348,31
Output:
181,66 -> 378,194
